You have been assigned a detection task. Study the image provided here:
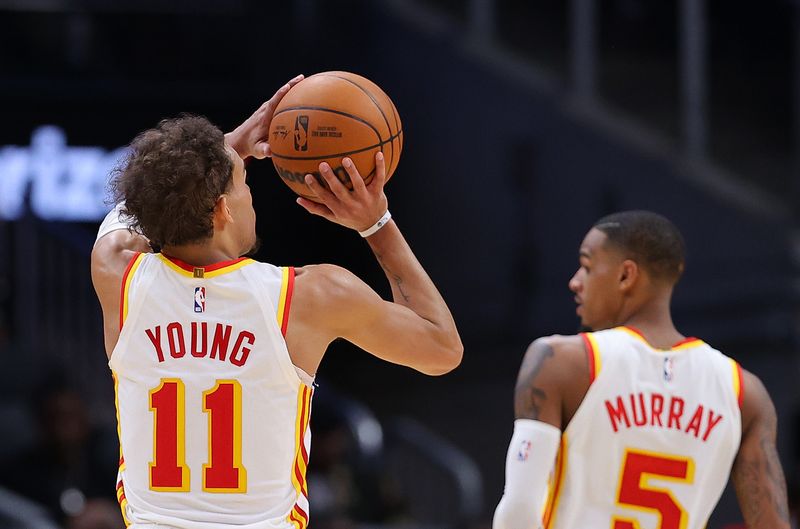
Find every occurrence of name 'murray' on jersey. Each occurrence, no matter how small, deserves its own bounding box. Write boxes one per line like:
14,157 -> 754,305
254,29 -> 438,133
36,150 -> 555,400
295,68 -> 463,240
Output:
605,392 -> 725,442
144,321 -> 256,367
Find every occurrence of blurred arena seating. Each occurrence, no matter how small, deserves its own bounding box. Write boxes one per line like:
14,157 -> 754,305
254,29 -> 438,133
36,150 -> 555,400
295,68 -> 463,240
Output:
311,384 -> 483,529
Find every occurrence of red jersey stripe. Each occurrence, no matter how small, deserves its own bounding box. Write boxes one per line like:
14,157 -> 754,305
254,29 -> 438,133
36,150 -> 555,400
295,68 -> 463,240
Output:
580,333 -> 597,383
281,267 -> 295,336
118,252 -> 142,329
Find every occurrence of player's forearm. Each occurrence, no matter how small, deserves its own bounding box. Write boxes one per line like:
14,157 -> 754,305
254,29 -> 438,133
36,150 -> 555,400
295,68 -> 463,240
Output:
366,220 -> 462,353
732,372 -> 791,529
732,452 -> 791,528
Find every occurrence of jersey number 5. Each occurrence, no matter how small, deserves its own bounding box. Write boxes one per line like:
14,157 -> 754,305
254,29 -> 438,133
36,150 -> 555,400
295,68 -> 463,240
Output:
613,449 -> 694,529
149,378 -> 247,493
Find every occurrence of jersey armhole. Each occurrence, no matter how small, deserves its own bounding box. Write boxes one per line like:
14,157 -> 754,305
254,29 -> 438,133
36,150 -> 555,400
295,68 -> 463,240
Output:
580,332 -> 602,384
119,252 -> 144,330
731,359 -> 744,409
276,266 -> 295,337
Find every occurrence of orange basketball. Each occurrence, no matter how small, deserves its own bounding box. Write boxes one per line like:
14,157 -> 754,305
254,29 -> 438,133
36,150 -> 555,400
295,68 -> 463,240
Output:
268,71 -> 403,202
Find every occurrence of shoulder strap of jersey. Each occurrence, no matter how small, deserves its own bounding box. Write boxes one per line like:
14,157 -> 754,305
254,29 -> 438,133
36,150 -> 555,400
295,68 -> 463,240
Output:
119,252 -> 145,329
579,332 -> 603,384
729,358 -> 745,409
276,267 -> 296,337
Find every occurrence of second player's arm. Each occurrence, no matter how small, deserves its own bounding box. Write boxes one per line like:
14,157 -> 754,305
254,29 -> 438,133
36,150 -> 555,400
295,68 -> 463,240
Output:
731,370 -> 791,529
493,336 -> 588,529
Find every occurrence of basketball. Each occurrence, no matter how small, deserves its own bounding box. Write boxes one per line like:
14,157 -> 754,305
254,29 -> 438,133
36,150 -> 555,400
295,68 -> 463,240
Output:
268,71 -> 403,202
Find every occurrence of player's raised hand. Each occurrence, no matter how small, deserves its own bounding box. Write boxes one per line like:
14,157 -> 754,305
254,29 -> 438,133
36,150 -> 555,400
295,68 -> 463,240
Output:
297,152 -> 389,234
225,74 -> 304,160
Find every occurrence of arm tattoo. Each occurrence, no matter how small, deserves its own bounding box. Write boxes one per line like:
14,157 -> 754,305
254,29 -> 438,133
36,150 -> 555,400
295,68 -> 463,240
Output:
374,251 -> 410,303
733,406 -> 790,527
514,340 -> 555,420
760,413 -> 790,522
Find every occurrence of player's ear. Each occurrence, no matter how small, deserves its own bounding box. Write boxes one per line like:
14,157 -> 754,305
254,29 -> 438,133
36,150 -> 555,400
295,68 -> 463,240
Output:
619,259 -> 639,292
213,194 -> 234,226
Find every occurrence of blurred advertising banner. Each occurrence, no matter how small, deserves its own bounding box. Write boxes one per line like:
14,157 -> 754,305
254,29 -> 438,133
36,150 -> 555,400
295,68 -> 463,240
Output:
0,126 -> 126,221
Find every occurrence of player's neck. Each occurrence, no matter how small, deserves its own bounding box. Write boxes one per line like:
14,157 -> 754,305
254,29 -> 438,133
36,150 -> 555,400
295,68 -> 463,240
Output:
161,240 -> 241,267
621,297 -> 684,349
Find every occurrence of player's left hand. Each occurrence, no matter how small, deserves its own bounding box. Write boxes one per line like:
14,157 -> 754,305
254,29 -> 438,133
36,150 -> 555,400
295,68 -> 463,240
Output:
297,152 -> 389,233
225,74 -> 304,160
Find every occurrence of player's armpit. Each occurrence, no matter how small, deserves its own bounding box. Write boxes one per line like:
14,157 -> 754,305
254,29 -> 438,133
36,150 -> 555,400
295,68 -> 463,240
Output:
91,230 -> 150,358
731,369 -> 790,529
91,230 -> 150,299
290,264 -> 462,376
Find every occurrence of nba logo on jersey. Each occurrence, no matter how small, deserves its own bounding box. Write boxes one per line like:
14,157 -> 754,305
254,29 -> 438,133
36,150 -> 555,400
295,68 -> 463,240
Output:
663,357 -> 674,382
517,440 -> 532,461
194,287 -> 205,313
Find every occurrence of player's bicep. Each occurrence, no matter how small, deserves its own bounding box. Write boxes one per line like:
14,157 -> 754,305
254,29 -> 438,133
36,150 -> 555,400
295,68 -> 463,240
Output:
514,338 -> 563,428
319,267 -> 457,375
731,371 -> 790,529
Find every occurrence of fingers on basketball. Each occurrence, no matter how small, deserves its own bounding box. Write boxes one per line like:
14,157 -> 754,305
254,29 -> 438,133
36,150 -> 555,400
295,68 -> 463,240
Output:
342,158 -> 368,196
296,196 -> 334,220
372,152 -> 386,191
318,162 -> 351,202
267,72 -> 402,203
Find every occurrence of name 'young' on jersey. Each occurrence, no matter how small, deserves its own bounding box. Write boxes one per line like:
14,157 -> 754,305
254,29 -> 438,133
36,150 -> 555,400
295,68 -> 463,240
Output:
110,253 -> 312,529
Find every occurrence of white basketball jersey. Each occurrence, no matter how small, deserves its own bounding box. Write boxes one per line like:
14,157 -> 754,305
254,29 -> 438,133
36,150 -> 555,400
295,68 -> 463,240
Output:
543,326 -> 743,529
110,253 -> 312,529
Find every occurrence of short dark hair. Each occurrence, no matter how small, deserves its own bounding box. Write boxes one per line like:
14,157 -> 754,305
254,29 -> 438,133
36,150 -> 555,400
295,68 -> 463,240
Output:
593,210 -> 686,284
111,115 -> 233,247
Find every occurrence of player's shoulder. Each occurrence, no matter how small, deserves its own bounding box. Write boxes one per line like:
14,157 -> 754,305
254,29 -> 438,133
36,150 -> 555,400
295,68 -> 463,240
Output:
292,264 -> 368,311
738,367 -> 775,429
521,334 -> 588,379
91,231 -> 151,304
290,264 -> 377,338
91,230 -> 151,281
294,263 -> 359,294
533,334 -> 586,359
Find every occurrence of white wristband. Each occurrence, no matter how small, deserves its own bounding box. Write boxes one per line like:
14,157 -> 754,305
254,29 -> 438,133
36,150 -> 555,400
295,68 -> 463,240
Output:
359,210 -> 392,238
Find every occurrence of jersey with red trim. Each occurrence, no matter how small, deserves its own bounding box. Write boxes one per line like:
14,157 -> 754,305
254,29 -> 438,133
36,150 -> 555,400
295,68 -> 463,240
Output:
543,326 -> 743,529
110,253 -> 312,529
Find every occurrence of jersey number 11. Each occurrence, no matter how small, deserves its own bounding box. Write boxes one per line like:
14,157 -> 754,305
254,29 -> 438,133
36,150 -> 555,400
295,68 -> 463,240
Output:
149,378 -> 247,493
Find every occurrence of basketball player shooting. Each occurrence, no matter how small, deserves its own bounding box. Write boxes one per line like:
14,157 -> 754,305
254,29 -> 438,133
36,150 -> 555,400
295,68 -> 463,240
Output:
493,211 -> 789,529
91,75 -> 463,528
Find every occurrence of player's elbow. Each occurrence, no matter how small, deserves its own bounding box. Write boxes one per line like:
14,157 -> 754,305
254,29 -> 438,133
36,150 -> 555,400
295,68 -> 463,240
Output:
421,334 -> 463,376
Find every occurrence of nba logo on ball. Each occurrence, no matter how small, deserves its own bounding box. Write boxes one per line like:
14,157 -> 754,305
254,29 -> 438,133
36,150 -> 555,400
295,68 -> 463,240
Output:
194,287 -> 205,313
294,115 -> 309,152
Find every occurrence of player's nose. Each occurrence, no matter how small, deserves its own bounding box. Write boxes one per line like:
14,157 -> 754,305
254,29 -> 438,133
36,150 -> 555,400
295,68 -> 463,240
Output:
568,271 -> 581,293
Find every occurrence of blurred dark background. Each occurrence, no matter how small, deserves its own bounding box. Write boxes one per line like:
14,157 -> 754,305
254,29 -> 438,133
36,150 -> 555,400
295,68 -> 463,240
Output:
0,0 -> 798,528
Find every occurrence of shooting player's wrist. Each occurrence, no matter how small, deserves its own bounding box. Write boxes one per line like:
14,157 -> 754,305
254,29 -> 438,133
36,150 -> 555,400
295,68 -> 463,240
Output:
359,210 -> 392,238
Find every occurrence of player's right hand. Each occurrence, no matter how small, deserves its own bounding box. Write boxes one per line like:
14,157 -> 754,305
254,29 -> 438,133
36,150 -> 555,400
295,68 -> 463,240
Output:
297,152 -> 389,234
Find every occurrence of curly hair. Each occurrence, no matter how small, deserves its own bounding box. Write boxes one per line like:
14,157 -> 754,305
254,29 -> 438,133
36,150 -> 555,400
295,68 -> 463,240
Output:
111,115 -> 233,248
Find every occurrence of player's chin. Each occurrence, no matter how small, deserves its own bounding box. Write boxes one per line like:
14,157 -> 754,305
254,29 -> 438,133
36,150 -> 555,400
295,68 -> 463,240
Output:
577,312 -> 595,332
